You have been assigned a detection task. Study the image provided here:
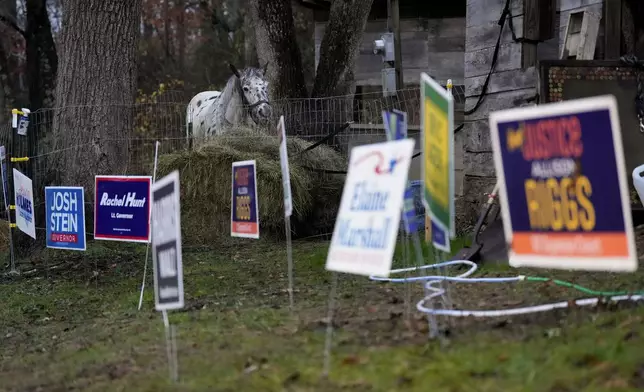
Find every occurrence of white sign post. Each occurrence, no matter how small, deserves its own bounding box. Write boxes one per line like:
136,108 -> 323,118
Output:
278,116 -> 295,310
138,141 -> 160,310
151,170 -> 183,382
13,168 -> 36,240
323,138 -> 415,376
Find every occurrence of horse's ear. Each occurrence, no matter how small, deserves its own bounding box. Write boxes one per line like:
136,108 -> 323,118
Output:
262,61 -> 269,75
229,63 -> 241,78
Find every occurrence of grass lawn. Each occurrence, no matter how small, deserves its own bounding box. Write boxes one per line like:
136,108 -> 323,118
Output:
2,238 -> 644,391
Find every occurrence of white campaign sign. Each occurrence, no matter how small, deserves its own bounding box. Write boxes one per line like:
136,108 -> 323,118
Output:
13,168 -> 36,239
278,116 -> 293,217
151,170 -> 184,311
326,138 -> 415,277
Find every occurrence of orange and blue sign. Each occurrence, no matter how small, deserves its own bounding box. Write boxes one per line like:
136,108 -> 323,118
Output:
490,95 -> 637,272
231,160 -> 259,239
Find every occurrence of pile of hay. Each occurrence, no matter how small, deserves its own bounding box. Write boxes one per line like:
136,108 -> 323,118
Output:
157,127 -> 346,245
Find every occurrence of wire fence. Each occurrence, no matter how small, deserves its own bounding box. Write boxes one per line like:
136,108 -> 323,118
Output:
0,85 -> 465,262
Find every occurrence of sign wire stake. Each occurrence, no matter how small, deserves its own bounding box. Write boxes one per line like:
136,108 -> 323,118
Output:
161,310 -> 178,382
322,272 -> 339,378
402,229 -> 411,326
278,115 -> 295,311
410,232 -> 438,339
285,216 -> 294,311
138,141 -> 160,310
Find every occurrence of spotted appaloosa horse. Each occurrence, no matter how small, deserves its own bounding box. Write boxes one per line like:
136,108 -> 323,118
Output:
186,63 -> 271,148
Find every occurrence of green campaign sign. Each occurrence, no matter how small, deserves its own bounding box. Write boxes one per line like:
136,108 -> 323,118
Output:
420,73 -> 455,252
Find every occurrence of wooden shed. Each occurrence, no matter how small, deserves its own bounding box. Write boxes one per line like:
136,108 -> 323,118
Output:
303,0 -> 641,226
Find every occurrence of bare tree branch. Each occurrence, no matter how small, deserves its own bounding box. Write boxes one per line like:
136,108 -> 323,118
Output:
0,13 -> 28,40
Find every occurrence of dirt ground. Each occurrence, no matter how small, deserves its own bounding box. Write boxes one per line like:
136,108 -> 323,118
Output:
1,233 -> 644,391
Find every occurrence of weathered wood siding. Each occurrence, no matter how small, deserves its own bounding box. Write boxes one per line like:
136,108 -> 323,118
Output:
459,0 -> 605,229
461,0 -> 536,228
314,18 -> 465,86
558,0 -> 604,58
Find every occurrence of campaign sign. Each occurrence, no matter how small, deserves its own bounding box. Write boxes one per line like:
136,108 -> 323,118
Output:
421,73 -> 455,252
277,116 -> 293,218
94,175 -> 152,243
231,160 -> 259,239
13,169 -> 36,239
382,109 -> 408,141
383,109 -> 418,235
45,187 -> 86,251
490,95 -> 637,272
326,138 -> 415,277
152,170 -> 184,311
402,187 -> 419,234
0,146 -> 8,209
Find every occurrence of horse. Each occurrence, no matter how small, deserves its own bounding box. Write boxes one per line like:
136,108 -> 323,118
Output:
186,63 -> 272,148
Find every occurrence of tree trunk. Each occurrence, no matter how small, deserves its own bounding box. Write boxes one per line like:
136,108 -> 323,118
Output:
0,0 -> 14,122
249,0 -> 307,100
311,0 -> 373,98
622,0 -> 644,58
0,41 -> 8,125
164,0 -> 171,59
177,0 -> 186,76
26,0 -> 57,111
242,0 -> 257,67
52,0 -> 141,190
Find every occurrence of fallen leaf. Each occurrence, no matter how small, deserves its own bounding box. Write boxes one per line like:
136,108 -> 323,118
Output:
341,355 -> 361,365
603,377 -> 629,388
624,331 -> 638,341
283,371 -> 300,386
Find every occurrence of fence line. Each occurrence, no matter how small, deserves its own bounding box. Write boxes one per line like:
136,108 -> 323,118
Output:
0,85 -> 463,261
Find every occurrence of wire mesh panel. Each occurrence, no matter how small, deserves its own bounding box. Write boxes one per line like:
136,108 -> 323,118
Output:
1,84 -> 465,259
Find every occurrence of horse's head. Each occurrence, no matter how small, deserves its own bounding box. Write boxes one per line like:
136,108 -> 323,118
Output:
229,63 -> 272,126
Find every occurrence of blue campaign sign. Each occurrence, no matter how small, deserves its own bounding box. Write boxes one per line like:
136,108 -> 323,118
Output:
45,186 -> 86,251
490,95 -> 636,272
383,109 -> 408,141
402,187 -> 419,233
94,175 -> 152,243
431,219 -> 448,249
383,109 -> 418,235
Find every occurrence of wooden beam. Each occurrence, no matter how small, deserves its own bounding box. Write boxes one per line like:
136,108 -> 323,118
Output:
523,0 -> 539,68
522,0 -> 557,67
604,0 -> 622,59
391,0 -> 404,91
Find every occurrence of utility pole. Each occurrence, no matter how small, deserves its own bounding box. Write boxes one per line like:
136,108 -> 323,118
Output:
374,1 -> 402,99
391,0 -> 404,93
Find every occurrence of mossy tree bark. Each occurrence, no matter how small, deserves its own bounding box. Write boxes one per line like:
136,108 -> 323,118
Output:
52,0 -> 141,190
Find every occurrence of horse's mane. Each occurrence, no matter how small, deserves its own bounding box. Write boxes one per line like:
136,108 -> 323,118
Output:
218,67 -> 264,124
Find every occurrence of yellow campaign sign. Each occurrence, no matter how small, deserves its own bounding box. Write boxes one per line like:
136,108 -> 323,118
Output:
424,99 -> 450,211
420,73 -> 454,251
